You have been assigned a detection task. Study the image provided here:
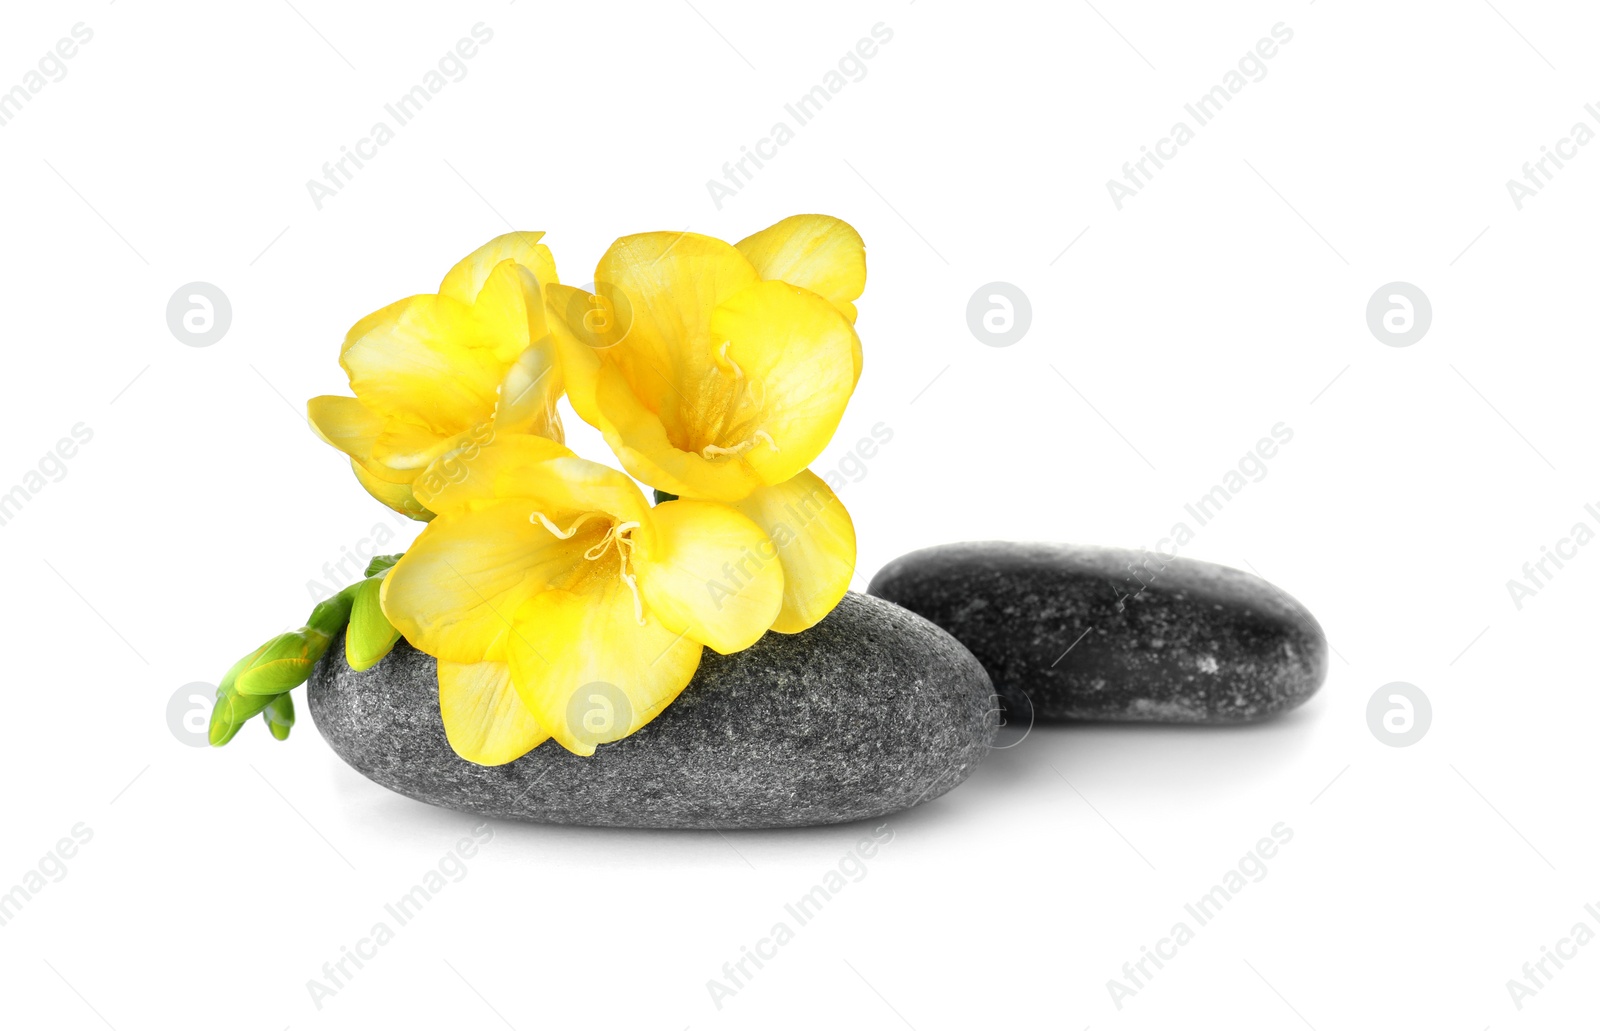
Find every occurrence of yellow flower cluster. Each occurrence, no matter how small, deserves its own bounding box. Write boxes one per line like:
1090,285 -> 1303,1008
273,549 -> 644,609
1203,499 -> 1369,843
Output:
308,217 -> 866,763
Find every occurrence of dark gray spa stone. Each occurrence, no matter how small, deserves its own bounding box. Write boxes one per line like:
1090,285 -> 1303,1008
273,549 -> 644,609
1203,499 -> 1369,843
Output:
867,542 -> 1327,723
307,592 -> 998,829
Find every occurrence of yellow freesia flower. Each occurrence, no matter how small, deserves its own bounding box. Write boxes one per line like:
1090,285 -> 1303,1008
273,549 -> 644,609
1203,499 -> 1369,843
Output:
545,215 -> 865,633
380,436 -> 784,763
307,233 -> 565,520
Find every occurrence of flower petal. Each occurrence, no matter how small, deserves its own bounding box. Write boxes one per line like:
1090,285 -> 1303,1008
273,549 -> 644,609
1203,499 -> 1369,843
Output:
727,470 -> 855,633
707,280 -> 859,487
505,578 -> 703,756
636,499 -> 782,654
307,395 -> 385,462
543,282 -> 608,427
519,455 -> 653,529
411,435 -> 574,517
593,231 -> 760,386
340,295 -> 504,435
349,458 -> 431,520
589,280 -> 858,500
438,659 -> 549,765
381,498 -> 580,663
438,232 -> 557,305
471,258 -> 554,365
491,340 -> 564,442
369,419 -> 458,483
575,232 -> 759,437
593,361 -> 764,499
736,214 -> 866,325
547,232 -> 757,430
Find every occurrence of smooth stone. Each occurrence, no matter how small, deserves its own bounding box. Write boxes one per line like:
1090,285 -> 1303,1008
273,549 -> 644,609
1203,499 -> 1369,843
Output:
307,592 -> 998,829
867,542 -> 1327,723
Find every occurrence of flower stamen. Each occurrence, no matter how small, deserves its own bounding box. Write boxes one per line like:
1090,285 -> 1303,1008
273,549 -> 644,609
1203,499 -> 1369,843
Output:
528,511 -> 607,539
562,518 -> 647,627
612,522 -> 646,625
715,340 -> 744,379
700,429 -> 778,461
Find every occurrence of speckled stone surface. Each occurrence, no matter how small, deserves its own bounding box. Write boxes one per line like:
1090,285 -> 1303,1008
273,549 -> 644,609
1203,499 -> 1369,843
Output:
868,542 -> 1327,723
307,592 -> 998,829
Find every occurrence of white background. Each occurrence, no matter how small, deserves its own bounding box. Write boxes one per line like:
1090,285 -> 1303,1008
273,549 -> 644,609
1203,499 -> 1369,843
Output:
1,1 -> 1595,1027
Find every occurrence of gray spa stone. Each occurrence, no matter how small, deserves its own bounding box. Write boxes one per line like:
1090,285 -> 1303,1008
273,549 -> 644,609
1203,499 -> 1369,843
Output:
307,592 -> 998,829
868,542 -> 1327,723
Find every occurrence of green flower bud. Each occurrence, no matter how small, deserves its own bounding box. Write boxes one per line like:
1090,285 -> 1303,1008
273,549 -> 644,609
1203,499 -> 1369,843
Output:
208,685 -> 276,744
209,711 -> 243,747
263,693 -> 295,741
306,586 -> 358,637
234,629 -> 331,697
345,576 -> 401,672
211,575 -> 374,745
209,644 -> 267,746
